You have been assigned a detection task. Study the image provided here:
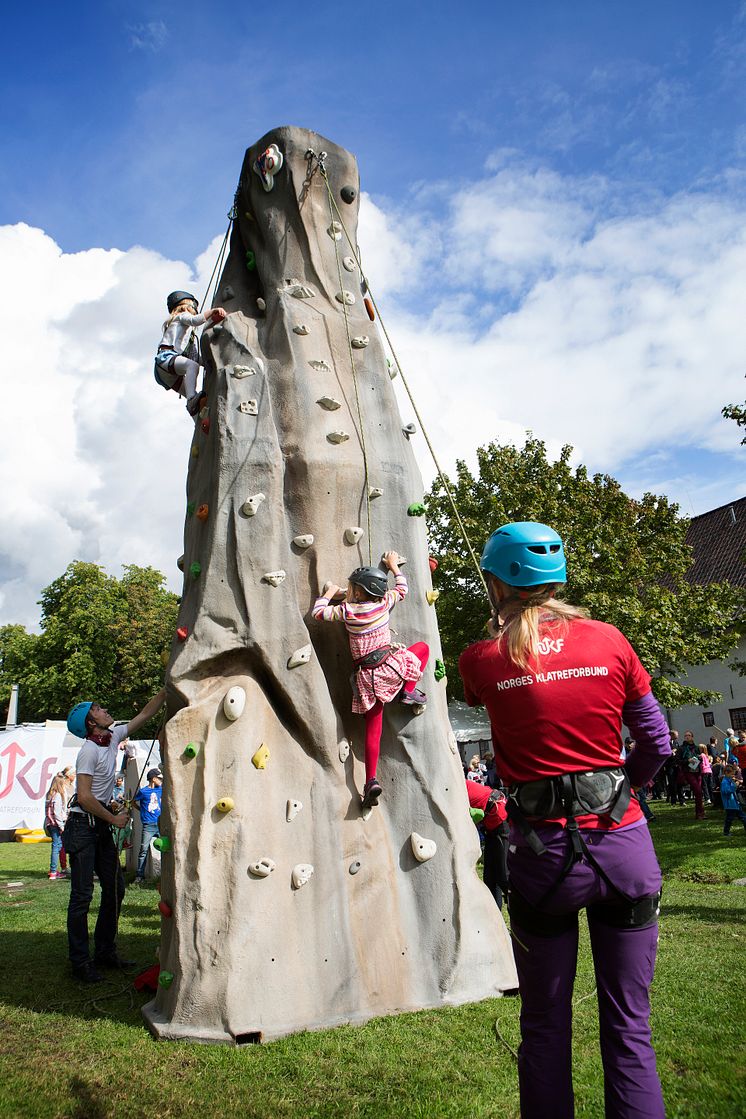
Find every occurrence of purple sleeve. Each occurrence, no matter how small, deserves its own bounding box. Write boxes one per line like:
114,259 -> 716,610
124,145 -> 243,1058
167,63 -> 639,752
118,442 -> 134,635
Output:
622,691 -> 672,787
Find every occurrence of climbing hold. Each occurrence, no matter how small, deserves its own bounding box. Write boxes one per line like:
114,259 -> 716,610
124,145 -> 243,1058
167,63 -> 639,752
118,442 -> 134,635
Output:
293,323 -> 310,335
368,487 -> 383,499
245,250 -> 256,271
286,799 -> 303,821
339,740 -> 350,763
176,555 -> 185,572
410,833 -> 437,863
199,403 -> 209,420
407,502 -> 426,516
256,297 -> 266,312
231,365 -> 256,378
327,431 -> 350,444
216,797 -> 234,813
196,504 -> 209,522
253,143 -> 284,191
291,864 -> 314,890
154,836 -> 171,853
335,290 -> 355,306
249,858 -> 276,878
189,562 -> 202,579
351,336 -> 369,348
387,360 -> 398,380
241,493 -> 266,517
183,742 -> 200,759
158,970 -> 174,989
287,282 -> 315,300
287,644 -> 313,669
317,396 -> 341,410
327,221 -> 343,241
344,526 -> 364,544
201,418 -> 210,434
186,501 -> 196,517
403,423 -> 417,439
341,185 -> 357,204
239,399 -> 258,415
176,627 -> 188,642
470,808 -> 485,825
349,860 -> 361,875
364,297 -> 375,321
429,557 -> 439,572
223,686 -> 246,722
222,285 -> 235,301
191,445 -> 199,458
158,900 -> 173,918
262,570 -> 286,587
426,589 -> 440,605
309,359 -> 332,372
434,659 -> 446,682
293,534 -> 314,548
252,743 -> 270,769
343,256 -> 357,272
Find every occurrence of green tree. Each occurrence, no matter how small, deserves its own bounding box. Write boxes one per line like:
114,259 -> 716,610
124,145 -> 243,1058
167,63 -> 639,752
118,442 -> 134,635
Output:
0,562 -> 179,729
721,402 -> 746,445
426,436 -> 745,709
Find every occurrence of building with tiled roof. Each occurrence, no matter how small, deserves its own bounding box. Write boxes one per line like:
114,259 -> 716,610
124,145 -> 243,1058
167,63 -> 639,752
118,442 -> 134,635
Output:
671,496 -> 746,737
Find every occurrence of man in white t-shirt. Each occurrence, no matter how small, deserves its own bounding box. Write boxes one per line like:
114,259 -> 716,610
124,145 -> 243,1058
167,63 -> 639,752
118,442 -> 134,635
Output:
64,689 -> 166,982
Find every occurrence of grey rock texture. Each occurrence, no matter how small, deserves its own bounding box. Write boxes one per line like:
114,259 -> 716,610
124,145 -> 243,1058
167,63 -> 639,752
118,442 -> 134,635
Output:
142,127 -> 517,1044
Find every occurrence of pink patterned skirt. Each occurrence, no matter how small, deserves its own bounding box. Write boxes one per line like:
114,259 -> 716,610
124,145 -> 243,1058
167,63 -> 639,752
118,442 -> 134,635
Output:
351,646 -> 422,714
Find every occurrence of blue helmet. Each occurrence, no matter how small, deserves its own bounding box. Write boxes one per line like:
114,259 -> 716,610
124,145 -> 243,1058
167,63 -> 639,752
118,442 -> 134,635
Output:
480,522 -> 566,587
67,702 -> 93,739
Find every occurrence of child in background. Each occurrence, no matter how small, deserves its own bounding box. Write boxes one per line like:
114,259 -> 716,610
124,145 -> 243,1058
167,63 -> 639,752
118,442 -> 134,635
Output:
45,774 -> 69,879
720,765 -> 746,835
699,744 -> 714,805
313,551 -> 428,809
154,291 -> 226,416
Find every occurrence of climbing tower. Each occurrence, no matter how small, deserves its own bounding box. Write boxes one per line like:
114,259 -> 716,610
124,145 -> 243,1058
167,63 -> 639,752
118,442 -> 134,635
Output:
142,127 -> 517,1043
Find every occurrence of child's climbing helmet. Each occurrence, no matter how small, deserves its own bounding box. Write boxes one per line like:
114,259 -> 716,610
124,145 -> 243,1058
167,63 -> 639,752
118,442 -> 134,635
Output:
480,522 -> 566,587
349,566 -> 389,599
167,290 -> 198,312
67,702 -> 93,739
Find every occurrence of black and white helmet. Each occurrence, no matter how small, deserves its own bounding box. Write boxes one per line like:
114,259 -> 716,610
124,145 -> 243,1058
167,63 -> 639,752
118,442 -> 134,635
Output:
349,565 -> 389,599
167,290 -> 198,313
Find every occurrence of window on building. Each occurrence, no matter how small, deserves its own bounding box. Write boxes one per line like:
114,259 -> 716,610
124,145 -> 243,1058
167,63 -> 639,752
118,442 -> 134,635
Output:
703,712 -> 714,727
729,708 -> 746,732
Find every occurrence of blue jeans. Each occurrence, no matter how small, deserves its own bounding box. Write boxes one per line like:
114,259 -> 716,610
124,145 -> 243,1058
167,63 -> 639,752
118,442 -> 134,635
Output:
64,813 -> 125,967
137,822 -> 160,878
49,825 -> 63,872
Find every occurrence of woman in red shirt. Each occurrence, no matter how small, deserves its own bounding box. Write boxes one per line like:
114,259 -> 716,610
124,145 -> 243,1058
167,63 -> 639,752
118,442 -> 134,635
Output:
459,522 -> 670,1119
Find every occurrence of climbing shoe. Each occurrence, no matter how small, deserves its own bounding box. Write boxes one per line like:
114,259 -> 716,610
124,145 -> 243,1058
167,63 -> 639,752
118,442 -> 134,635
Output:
361,778 -> 383,809
400,687 -> 427,707
186,393 -> 205,417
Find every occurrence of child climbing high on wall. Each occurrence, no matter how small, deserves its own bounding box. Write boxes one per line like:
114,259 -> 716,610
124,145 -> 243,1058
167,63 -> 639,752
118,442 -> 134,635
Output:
313,551 -> 428,810
154,290 -> 227,416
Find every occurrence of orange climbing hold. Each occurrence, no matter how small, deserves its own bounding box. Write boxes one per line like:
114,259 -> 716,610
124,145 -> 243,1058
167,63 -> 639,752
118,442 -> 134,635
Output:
364,296 -> 375,321
158,900 -> 173,919
201,417 -> 210,434
176,626 -> 188,642
429,557 -> 439,572
196,504 -> 209,522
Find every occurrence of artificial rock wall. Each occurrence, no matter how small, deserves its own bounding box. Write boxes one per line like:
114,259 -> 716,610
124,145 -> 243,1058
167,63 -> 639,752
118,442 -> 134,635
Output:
142,127 -> 517,1043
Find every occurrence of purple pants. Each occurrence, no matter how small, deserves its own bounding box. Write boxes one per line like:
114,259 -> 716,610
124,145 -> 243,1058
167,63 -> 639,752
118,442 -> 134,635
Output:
508,822 -> 665,1119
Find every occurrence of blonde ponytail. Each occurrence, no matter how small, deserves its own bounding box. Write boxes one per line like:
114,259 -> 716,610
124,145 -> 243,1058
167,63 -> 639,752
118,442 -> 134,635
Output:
488,580 -> 587,671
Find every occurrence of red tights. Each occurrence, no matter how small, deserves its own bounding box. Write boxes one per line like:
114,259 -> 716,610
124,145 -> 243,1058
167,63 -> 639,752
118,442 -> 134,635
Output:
364,642 -> 429,782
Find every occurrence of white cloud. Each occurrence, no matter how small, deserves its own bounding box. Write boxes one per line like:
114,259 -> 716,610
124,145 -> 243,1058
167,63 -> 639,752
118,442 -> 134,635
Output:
0,161 -> 744,627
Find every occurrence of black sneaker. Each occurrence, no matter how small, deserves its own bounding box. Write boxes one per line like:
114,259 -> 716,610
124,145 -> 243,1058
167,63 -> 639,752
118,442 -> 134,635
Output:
94,953 -> 137,969
362,778 -> 383,809
73,961 -> 105,984
186,392 -> 205,417
400,687 -> 427,707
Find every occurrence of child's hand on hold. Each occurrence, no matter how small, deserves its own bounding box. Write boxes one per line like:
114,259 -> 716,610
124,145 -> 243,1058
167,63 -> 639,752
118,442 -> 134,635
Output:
322,582 -> 345,601
209,307 -> 227,323
382,551 -> 400,575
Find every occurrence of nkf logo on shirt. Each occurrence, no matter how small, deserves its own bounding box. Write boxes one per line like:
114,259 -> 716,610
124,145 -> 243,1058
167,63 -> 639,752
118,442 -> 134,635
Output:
537,636 -> 565,656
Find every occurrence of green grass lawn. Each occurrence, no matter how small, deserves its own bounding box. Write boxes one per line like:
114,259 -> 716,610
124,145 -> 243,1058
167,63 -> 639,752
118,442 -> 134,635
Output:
0,803 -> 744,1119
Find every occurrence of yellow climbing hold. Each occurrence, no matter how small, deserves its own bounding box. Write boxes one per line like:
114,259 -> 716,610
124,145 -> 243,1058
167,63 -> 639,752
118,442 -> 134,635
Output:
426,589 -> 440,605
216,797 -> 235,813
252,744 -> 270,770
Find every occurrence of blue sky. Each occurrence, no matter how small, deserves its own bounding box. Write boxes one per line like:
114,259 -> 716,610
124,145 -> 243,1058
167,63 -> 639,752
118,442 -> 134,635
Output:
0,0 -> 744,626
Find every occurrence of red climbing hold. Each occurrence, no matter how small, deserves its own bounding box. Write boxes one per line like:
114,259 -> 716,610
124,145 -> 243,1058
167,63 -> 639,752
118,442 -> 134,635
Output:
176,626 -> 188,642
201,417 -> 210,434
158,900 -> 173,919
364,297 -> 375,321
429,557 -> 439,572
196,504 -> 209,522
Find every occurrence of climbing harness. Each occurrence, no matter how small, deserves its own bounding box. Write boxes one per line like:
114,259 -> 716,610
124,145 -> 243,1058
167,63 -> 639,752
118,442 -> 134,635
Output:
304,150 -> 488,595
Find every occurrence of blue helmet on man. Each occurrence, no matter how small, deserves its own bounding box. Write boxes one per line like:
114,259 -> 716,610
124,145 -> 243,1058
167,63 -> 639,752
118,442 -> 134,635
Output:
480,522 -> 566,587
67,702 -> 93,739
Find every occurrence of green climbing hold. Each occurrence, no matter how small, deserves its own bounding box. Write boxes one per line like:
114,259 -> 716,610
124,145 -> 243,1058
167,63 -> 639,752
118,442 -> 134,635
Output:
434,659 -> 446,681
153,836 -> 171,853
189,561 -> 201,579
246,250 -> 256,271
158,970 -> 174,989
183,742 -> 200,759
186,501 -> 196,517
469,807 -> 485,824
407,502 -> 426,517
